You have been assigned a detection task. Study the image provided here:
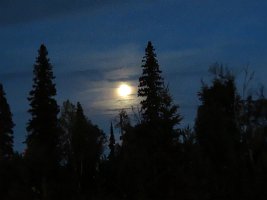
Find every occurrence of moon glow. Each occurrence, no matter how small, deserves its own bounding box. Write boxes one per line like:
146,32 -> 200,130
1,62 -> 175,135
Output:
118,84 -> 132,97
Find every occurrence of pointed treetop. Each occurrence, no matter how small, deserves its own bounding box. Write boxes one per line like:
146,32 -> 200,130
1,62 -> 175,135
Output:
38,44 -> 48,57
143,41 -> 158,62
26,44 -> 59,171
146,41 -> 153,50
138,41 -> 164,122
109,122 -> 115,146
40,43 -> 46,49
110,122 -> 114,134
108,122 -> 115,160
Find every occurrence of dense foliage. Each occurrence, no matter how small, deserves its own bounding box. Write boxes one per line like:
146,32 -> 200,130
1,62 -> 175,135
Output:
0,83 -> 14,160
1,43 -> 267,199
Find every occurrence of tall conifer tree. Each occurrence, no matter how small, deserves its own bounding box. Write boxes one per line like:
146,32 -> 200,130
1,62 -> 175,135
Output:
127,41 -> 182,198
137,41 -> 181,135
0,83 -> 14,160
138,41 -> 164,123
26,44 -> 59,198
138,41 -> 181,128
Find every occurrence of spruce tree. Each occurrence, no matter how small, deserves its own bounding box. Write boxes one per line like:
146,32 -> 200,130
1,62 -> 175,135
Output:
25,44 -> 59,198
108,122 -> 115,160
137,41 -> 181,138
138,41 -> 164,123
0,83 -> 14,160
126,41 -> 182,198
138,41 -> 181,128
159,86 -> 182,135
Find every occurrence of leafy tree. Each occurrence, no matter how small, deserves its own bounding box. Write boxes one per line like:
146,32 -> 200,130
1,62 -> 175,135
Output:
59,100 -> 76,166
59,101 -> 105,198
195,65 -> 241,165
240,94 -> 267,199
114,109 -> 131,142
195,65 -> 241,198
0,83 -> 14,160
25,44 -> 60,199
71,102 -> 90,189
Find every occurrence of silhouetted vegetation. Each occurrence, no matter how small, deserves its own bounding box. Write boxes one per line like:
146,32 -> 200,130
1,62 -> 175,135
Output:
0,83 -> 14,160
0,83 -> 15,199
1,42 -> 267,199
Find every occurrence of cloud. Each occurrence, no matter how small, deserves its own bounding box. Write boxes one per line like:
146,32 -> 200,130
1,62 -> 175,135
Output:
53,44 -> 142,118
63,66 -> 139,82
0,0 -> 124,26
56,43 -> 142,85
0,71 -> 32,81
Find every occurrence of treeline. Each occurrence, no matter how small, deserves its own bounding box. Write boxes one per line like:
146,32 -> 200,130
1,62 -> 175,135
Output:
0,42 -> 267,200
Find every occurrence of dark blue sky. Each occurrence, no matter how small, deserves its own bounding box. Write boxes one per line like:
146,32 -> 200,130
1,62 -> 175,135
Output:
1,0 -> 267,151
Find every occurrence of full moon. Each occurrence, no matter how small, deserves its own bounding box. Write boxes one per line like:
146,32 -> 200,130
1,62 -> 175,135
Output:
118,84 -> 132,97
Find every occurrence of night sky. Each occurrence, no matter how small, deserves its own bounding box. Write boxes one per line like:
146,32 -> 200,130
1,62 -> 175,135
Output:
1,0 -> 267,152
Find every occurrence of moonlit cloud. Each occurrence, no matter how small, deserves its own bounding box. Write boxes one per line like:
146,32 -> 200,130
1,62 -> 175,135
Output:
52,44 -> 142,124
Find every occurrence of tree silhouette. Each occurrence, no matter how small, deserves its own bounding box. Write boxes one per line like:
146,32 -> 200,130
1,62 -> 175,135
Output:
115,41 -> 183,199
195,66 -> 241,165
159,86 -> 182,141
195,65 -> 241,198
25,44 -> 60,199
59,101 -> 104,198
115,109 -> 131,142
58,100 -> 76,166
240,94 -> 267,198
138,41 -> 164,123
0,83 -> 16,199
138,41 -> 181,136
108,122 -> 115,160
0,83 -> 14,160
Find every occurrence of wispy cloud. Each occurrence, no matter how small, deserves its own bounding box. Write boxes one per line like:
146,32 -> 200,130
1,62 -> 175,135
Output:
0,0 -> 158,27
0,0 -> 127,26
0,71 -> 31,81
54,44 -> 142,117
